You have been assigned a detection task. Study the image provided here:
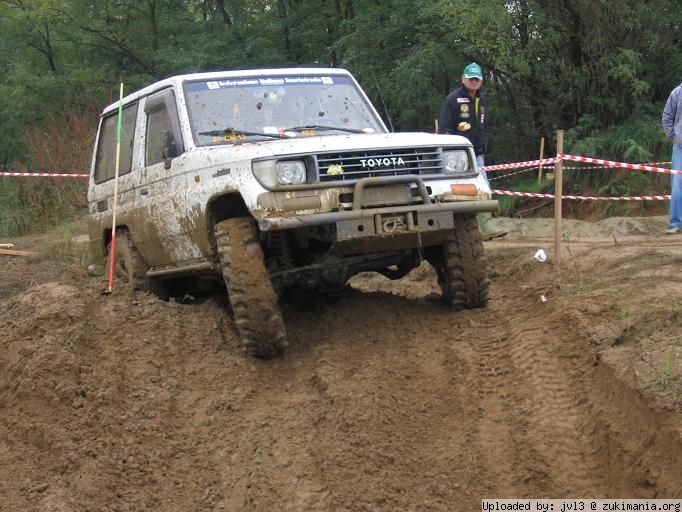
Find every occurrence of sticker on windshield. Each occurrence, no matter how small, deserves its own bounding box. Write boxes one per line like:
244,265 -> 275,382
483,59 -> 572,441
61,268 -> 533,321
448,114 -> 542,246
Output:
260,78 -> 285,86
186,76 -> 347,92
213,134 -> 247,143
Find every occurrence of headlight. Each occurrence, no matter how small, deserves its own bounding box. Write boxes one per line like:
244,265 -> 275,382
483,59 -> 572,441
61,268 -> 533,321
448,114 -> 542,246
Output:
443,150 -> 471,176
276,160 -> 306,185
252,159 -> 307,187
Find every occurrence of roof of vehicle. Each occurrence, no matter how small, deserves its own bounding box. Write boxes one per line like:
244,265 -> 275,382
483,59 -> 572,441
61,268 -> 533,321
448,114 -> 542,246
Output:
102,68 -> 355,115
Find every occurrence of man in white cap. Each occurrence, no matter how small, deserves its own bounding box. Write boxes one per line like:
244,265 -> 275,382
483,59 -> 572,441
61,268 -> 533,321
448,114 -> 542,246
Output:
439,62 -> 506,240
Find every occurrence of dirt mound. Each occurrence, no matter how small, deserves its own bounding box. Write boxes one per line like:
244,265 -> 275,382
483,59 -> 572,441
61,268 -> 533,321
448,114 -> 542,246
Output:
495,214 -> 669,239
1,217 -> 682,510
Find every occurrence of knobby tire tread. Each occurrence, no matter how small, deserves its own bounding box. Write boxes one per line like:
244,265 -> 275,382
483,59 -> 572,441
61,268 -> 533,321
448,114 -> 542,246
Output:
107,229 -> 149,292
437,214 -> 490,310
214,218 -> 287,358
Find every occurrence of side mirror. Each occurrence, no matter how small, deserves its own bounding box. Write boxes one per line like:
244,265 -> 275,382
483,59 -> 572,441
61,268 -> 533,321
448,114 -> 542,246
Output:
162,130 -> 178,169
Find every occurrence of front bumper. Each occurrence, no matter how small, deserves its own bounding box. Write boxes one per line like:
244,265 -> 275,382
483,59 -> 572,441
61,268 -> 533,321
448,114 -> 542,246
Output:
258,199 -> 498,232
258,174 -> 498,233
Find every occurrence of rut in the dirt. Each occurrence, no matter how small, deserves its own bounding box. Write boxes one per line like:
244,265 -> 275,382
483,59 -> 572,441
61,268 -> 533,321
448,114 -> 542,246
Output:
1,249 -> 682,511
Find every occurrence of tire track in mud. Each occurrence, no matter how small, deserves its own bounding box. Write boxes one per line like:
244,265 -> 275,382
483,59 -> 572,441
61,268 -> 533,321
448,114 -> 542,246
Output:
460,308 -> 520,494
461,299 -> 556,497
284,294 -> 481,511
501,298 -> 607,496
450,283 -> 625,497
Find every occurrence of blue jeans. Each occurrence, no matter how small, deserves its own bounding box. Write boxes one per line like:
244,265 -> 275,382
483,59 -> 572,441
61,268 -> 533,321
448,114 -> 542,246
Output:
670,143 -> 682,228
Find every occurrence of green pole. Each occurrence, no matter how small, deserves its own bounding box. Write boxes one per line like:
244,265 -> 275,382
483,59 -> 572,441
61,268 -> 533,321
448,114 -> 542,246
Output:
106,83 -> 125,292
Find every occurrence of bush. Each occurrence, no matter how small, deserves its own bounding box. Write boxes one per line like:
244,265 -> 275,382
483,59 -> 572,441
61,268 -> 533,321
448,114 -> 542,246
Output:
0,107 -> 93,236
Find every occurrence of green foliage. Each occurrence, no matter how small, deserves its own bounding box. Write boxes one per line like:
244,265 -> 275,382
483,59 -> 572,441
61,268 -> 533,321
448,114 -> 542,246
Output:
566,113 -> 669,163
0,178 -> 25,235
0,178 -> 85,236
2,0 -> 682,232
495,175 -> 546,214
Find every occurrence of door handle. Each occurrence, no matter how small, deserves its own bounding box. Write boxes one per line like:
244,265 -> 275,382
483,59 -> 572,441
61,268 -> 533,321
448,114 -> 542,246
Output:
140,188 -> 149,196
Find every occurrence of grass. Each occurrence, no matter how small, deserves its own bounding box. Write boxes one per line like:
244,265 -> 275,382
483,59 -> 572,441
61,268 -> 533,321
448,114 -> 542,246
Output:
669,300 -> 681,323
0,178 -> 87,237
11,214 -> 92,269
495,175 -> 551,215
650,353 -> 682,402
41,216 -> 91,268
561,284 -> 594,296
652,354 -> 674,389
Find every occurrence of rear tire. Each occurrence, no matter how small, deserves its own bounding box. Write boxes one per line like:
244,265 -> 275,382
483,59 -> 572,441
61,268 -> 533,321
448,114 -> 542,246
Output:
105,229 -> 168,298
214,217 -> 288,358
105,229 -> 148,291
429,214 -> 490,309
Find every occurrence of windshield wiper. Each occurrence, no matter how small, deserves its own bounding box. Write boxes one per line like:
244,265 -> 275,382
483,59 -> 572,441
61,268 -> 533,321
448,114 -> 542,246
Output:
198,127 -> 289,139
284,124 -> 366,134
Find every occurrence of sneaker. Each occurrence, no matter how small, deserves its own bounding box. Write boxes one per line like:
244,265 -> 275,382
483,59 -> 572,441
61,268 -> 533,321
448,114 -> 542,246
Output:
664,226 -> 680,234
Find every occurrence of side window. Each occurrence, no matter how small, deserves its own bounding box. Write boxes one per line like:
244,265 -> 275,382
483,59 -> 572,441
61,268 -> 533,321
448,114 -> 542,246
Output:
94,103 -> 138,183
146,106 -> 173,166
145,89 -> 183,167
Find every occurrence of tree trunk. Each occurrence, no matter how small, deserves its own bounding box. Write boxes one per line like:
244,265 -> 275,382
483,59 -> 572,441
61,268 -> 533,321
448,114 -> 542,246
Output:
278,0 -> 292,61
147,0 -> 159,52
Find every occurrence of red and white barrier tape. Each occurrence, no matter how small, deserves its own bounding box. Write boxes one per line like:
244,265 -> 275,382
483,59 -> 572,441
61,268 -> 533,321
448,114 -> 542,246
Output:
563,165 -> 622,171
491,189 -> 671,201
563,162 -> 672,170
1,171 -> 88,178
1,156 -> 675,178
559,154 -> 682,175
488,166 -> 537,181
481,157 -> 558,172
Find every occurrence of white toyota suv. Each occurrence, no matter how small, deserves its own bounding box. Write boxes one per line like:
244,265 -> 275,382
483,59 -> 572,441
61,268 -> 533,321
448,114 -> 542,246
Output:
88,68 -> 498,358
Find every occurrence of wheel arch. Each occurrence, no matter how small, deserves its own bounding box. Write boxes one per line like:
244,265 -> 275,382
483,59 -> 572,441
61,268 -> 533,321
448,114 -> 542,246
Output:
101,225 -> 132,258
206,193 -> 251,251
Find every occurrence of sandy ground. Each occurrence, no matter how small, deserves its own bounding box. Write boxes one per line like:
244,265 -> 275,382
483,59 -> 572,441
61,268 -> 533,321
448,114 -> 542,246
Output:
1,215 -> 681,511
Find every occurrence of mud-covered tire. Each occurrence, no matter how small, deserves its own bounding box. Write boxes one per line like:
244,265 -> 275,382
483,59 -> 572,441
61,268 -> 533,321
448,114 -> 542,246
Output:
105,229 -> 168,298
214,218 -> 288,358
105,229 -> 149,291
430,214 -> 490,310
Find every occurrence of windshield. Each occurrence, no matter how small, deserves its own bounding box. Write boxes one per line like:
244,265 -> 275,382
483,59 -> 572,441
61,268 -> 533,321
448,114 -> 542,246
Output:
183,74 -> 386,146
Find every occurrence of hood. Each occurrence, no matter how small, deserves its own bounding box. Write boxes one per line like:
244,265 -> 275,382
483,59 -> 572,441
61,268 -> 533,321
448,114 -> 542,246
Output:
196,132 -> 473,161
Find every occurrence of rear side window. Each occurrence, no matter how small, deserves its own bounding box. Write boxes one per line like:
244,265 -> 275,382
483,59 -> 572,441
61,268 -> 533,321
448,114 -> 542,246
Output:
94,103 -> 138,183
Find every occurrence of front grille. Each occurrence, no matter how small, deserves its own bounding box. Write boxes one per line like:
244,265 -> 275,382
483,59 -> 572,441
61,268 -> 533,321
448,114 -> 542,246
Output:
317,147 -> 443,182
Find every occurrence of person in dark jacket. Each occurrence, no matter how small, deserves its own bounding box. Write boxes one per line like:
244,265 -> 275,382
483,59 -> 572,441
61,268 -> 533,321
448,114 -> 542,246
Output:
438,62 -> 506,239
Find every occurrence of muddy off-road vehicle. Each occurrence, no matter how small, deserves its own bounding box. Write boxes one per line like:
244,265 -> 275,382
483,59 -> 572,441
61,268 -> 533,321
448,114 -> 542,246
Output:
88,68 -> 498,358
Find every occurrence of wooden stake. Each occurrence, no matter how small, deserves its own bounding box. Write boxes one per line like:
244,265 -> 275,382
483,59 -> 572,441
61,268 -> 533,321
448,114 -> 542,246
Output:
0,249 -> 38,257
537,137 -> 545,184
554,130 -> 564,272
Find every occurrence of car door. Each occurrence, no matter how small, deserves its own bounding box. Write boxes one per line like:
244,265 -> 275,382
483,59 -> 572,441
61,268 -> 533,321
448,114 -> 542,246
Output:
135,88 -> 200,267
89,101 -> 141,254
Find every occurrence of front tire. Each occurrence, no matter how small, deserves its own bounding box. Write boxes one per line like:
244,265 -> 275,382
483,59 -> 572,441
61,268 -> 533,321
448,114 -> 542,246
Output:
428,214 -> 490,309
214,218 -> 288,358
